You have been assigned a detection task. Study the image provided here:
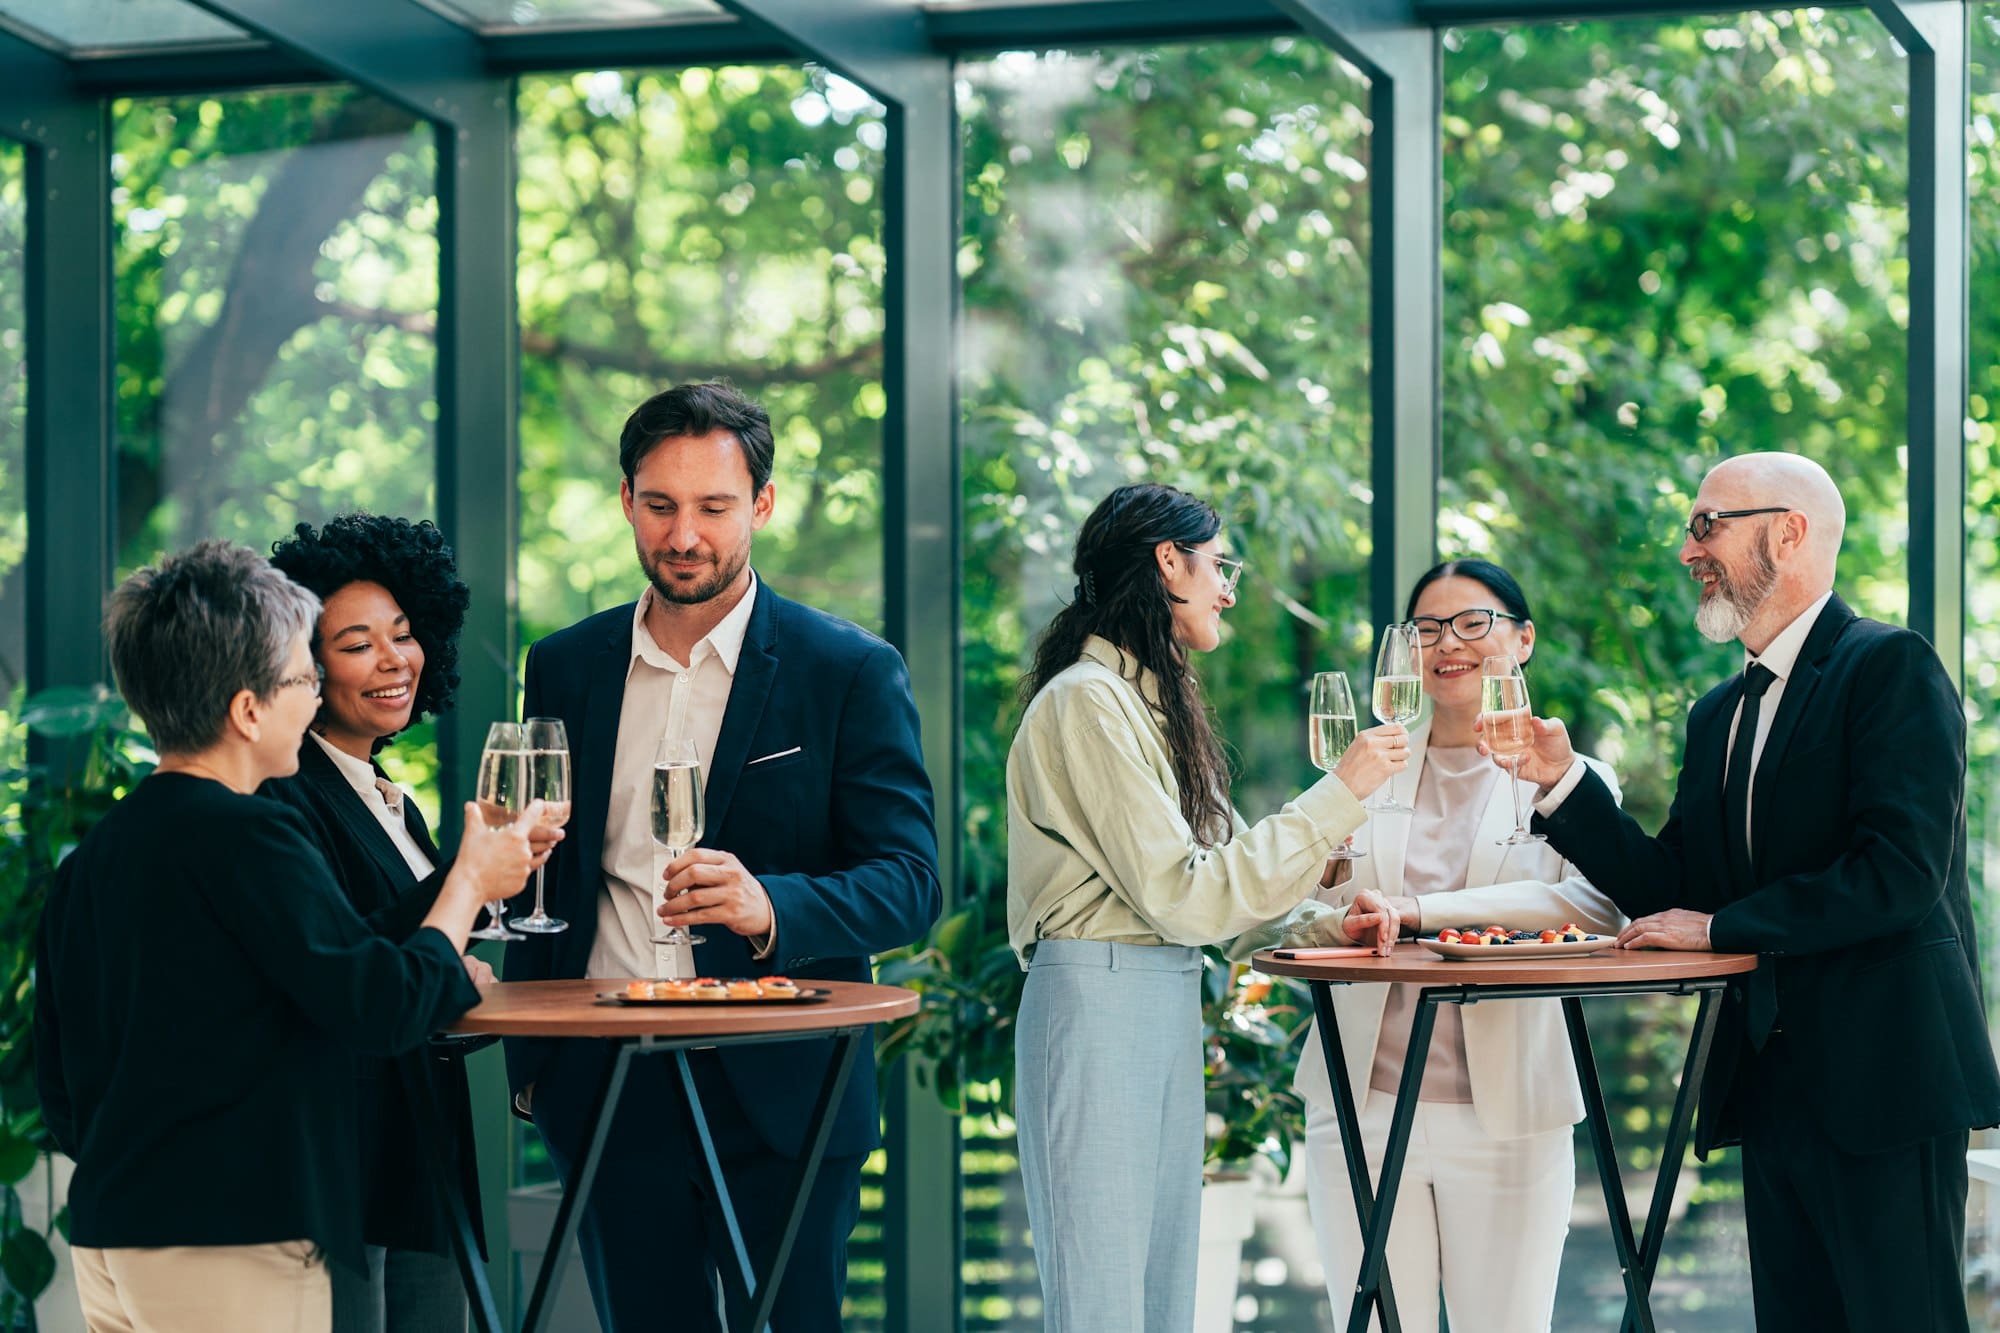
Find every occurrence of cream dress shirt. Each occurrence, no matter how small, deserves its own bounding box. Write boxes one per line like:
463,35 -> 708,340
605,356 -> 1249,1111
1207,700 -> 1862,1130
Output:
306,730 -> 435,880
1006,635 -> 1366,964
586,575 -> 769,981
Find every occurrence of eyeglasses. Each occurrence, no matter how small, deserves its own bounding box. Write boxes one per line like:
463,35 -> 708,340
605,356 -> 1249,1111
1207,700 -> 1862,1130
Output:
1176,545 -> 1245,596
1409,609 -> 1524,646
1685,508 -> 1789,543
273,662 -> 325,697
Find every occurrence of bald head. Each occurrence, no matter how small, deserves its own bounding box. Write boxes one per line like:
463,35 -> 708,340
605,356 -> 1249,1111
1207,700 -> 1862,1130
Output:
1684,451 -> 1844,651
1703,452 -> 1845,581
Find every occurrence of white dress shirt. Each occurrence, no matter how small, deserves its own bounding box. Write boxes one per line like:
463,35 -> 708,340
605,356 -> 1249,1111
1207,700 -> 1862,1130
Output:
306,729 -> 435,879
586,575 -> 765,981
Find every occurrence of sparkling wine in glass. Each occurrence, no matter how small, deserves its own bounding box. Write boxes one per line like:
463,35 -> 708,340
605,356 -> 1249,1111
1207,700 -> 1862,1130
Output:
1366,623 -> 1423,813
512,718 -> 571,935
469,721 -> 529,941
1309,671 -> 1366,862
1482,654 -> 1546,846
649,735 -> 706,948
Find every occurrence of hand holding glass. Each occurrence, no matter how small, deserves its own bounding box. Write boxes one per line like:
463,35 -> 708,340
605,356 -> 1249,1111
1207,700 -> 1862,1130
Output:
469,722 -> 529,941
511,718 -> 571,934
1308,671 -> 1366,861
1366,624 -> 1423,813
649,736 -> 706,947
1482,654 -> 1546,845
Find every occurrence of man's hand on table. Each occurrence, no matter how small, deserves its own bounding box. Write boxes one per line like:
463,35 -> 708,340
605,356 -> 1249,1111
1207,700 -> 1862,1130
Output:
1616,910 -> 1714,951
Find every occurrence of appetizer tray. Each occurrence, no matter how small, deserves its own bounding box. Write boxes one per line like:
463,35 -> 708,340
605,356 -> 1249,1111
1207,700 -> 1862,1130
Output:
597,978 -> 831,1005
1418,926 -> 1611,961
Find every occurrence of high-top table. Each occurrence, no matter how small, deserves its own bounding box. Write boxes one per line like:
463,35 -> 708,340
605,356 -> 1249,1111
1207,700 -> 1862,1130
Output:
1252,946 -> 1758,1333
409,978 -> 918,1333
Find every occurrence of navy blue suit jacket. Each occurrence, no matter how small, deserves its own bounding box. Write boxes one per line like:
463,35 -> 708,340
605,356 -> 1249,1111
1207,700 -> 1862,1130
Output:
502,582 -> 941,1158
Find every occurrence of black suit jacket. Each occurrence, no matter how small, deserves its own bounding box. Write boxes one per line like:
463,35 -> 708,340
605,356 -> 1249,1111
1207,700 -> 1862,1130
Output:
503,582 -> 942,1158
262,740 -> 483,1257
34,773 -> 478,1272
1540,594 -> 2000,1155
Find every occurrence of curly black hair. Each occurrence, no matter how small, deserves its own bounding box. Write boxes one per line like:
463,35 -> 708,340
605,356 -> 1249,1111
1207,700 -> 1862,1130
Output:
269,513 -> 470,745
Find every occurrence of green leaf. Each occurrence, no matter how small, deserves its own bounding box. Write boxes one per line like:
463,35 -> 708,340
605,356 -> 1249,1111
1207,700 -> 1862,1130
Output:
0,1227 -> 54,1303
0,1134 -> 36,1189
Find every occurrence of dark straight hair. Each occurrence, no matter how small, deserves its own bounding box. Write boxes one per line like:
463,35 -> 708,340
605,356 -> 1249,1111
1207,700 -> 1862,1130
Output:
618,380 -> 777,493
1405,558 -> 1534,624
1022,483 -> 1233,848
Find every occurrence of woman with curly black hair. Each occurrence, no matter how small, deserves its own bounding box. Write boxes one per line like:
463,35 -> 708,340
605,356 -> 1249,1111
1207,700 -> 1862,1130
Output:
263,513 -> 538,1333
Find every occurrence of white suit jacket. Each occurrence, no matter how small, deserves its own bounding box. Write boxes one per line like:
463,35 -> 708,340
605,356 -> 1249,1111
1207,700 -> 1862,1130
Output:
1293,723 -> 1626,1140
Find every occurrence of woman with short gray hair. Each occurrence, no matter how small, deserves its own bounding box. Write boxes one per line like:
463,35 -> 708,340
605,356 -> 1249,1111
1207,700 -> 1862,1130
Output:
35,540 -> 540,1333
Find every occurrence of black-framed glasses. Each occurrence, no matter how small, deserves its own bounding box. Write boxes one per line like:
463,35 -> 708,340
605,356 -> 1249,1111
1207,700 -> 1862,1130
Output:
1685,507 -> 1789,543
1176,545 -> 1245,596
1410,609 -> 1524,646
274,662 -> 325,697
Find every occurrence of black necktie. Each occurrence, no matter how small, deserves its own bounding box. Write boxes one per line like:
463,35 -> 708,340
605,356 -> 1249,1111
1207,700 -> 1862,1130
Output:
1725,662 -> 1778,1045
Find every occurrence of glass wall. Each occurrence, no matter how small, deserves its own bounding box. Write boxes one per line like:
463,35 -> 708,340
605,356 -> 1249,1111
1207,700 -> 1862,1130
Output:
110,88 -> 442,788
959,37 -> 1375,1329
0,142 -> 23,720
1440,10 -> 1906,1327
514,65 -> 887,650
1964,5 -> 2000,1320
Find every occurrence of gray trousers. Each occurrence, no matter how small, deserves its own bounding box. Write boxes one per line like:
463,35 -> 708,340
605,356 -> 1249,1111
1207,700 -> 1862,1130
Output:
330,1245 -> 468,1333
1015,939 -> 1205,1333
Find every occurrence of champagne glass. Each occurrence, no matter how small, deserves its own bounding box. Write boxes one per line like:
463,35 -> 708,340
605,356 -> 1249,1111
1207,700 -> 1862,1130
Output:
1482,654 -> 1547,846
511,718 -> 571,934
1366,623 -> 1423,813
649,735 -> 706,948
469,722 -> 529,941
1309,671 -> 1366,862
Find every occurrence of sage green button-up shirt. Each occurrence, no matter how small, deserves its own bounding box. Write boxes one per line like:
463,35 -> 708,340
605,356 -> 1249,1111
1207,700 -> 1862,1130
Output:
1006,636 -> 1366,965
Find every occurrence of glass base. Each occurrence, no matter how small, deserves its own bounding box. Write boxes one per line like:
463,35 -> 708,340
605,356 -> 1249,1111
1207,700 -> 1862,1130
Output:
1366,798 -> 1414,814
1326,846 -> 1368,861
468,923 -> 525,941
650,929 -> 706,947
1498,830 -> 1549,845
512,913 -> 568,934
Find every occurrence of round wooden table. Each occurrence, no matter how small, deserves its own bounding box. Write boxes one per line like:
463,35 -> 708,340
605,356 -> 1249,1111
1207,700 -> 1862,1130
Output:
1253,945 -> 1758,1333
417,979 -> 919,1333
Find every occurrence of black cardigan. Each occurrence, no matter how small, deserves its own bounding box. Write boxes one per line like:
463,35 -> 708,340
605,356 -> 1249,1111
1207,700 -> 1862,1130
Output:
261,739 -> 482,1257
34,773 -> 479,1273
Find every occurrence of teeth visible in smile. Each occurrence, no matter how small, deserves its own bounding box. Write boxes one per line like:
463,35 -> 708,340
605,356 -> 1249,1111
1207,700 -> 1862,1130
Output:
1435,663 -> 1473,676
363,686 -> 409,699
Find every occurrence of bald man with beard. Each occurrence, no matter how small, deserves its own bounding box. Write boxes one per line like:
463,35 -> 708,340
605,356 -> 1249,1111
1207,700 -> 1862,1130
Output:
1502,453 -> 2000,1331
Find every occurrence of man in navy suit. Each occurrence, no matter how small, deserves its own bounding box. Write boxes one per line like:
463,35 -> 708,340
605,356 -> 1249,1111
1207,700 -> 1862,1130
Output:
1506,452 -> 2000,1331
504,381 -> 941,1331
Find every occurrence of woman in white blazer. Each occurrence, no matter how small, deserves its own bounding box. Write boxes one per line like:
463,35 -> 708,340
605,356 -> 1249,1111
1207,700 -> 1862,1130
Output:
1299,559 -> 1626,1333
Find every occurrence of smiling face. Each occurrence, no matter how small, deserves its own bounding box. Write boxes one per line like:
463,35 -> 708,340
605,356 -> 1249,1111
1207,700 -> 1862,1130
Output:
622,429 -> 774,607
313,580 -> 424,759
1411,575 -> 1534,718
1160,536 -> 1238,653
1680,477 -> 1781,644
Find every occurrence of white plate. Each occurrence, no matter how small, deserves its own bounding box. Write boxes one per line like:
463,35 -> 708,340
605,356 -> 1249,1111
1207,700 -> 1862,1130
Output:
1418,936 -> 1611,961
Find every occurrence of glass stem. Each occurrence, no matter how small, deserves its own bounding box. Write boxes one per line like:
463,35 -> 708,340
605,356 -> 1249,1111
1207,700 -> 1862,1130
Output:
1508,756 -> 1527,834
531,865 -> 547,917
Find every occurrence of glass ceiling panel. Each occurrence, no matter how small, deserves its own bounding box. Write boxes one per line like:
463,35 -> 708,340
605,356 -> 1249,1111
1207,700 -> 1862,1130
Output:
426,0 -> 720,30
0,0 -> 248,52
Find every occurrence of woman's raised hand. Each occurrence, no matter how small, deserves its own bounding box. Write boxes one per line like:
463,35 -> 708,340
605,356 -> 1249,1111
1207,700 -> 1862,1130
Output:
1332,722 -> 1411,802
454,799 -> 542,901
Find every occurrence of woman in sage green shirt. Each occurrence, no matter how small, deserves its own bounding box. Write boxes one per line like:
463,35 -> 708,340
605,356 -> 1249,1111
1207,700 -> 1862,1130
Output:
1006,483 -> 1409,1333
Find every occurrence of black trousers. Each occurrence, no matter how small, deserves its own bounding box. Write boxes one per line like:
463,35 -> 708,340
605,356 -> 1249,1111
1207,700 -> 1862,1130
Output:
1738,1032 -> 1970,1333
533,1040 -> 864,1333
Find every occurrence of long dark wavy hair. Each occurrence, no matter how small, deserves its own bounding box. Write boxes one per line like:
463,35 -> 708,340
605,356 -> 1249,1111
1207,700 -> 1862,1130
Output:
270,513 -> 470,751
1022,483 -> 1233,847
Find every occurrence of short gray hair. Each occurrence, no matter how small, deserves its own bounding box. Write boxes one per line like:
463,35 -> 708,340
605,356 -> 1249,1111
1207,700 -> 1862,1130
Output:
105,540 -> 322,755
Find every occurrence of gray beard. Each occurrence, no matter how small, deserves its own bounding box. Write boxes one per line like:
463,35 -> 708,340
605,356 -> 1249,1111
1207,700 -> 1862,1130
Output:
1692,543 -> 1778,644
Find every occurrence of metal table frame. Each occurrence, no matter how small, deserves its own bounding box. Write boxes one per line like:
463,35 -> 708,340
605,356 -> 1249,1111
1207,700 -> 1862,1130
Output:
404,1025 -> 868,1333
1309,975 -> 1729,1333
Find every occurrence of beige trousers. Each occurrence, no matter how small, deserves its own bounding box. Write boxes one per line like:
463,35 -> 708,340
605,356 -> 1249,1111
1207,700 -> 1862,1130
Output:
72,1240 -> 331,1333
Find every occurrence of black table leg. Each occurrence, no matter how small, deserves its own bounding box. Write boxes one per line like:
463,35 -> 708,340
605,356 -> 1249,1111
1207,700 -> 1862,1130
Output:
402,1050 -> 503,1333
1311,983 -> 1402,1333
1562,997 -> 1655,1333
1620,985 -> 1725,1333
521,1041 -> 636,1333
1346,995 -> 1434,1333
676,1049 -> 761,1323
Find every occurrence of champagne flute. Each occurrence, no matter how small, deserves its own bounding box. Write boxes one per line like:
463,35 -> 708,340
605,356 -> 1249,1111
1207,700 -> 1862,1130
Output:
1366,623 -> 1423,813
649,735 -> 706,948
469,722 -> 529,941
1309,671 -> 1366,862
1482,654 -> 1547,846
511,718 -> 571,934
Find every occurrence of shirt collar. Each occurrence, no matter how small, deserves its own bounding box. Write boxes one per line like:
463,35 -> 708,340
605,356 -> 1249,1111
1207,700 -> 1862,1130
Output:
630,571 -> 758,676
307,728 -> 398,812
1746,589 -> 1833,684
1079,634 -> 1166,709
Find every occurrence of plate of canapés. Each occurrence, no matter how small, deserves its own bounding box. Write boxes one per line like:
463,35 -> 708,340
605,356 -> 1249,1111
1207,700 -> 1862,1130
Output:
1418,924 -> 1611,961
598,977 -> 831,1005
